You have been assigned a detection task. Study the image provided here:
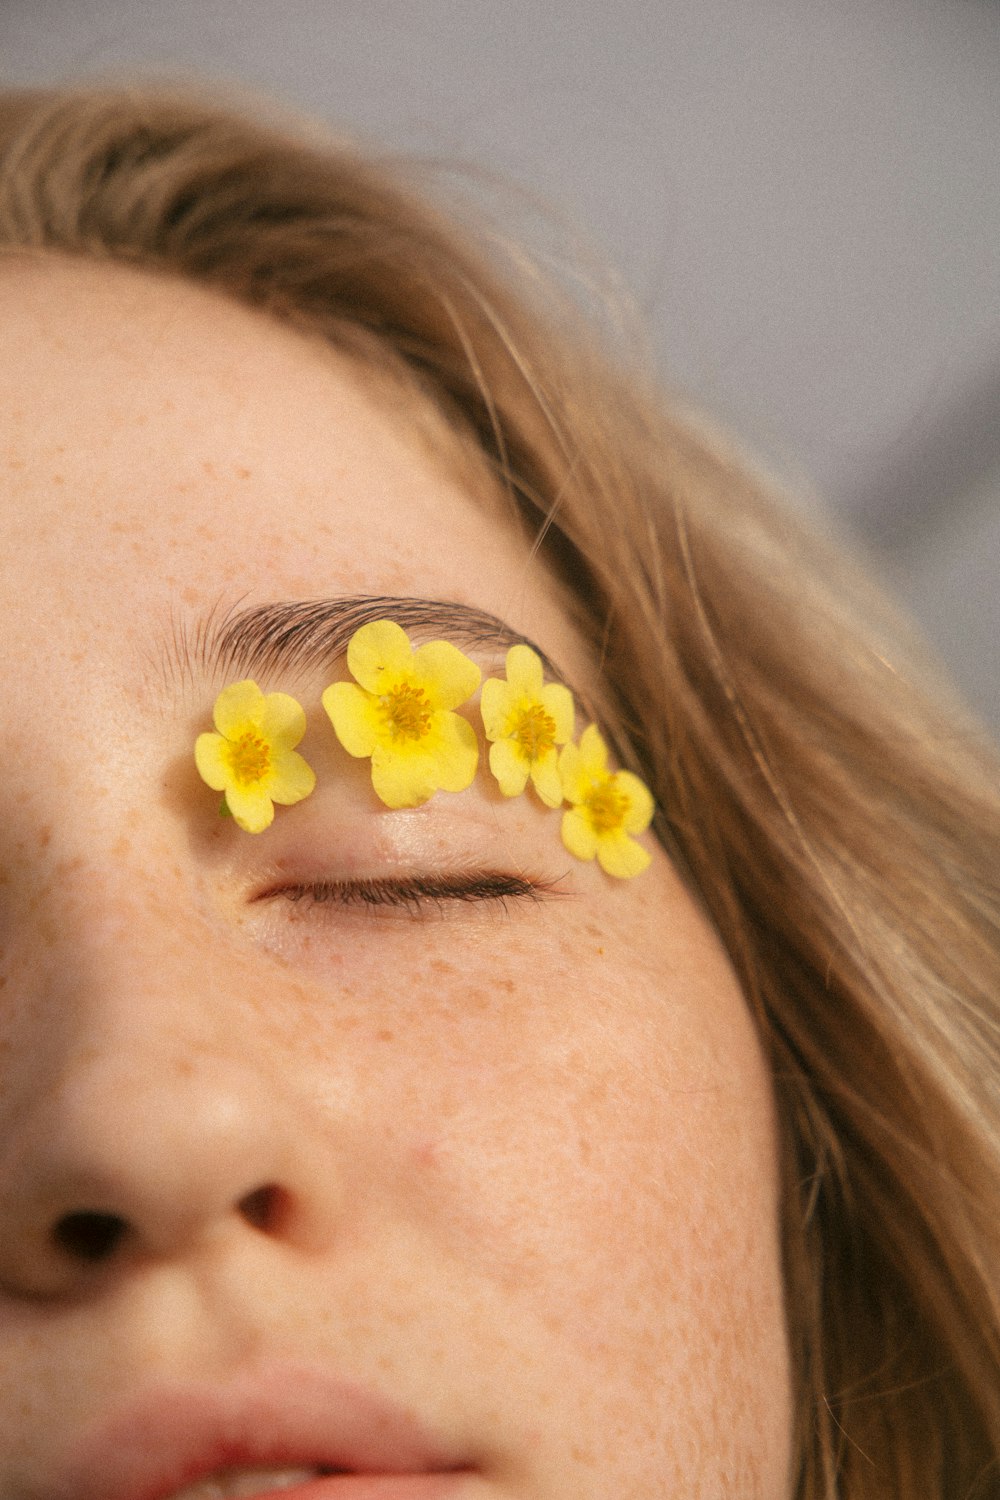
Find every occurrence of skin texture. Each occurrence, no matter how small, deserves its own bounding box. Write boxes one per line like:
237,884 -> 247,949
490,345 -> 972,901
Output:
0,257 -> 793,1498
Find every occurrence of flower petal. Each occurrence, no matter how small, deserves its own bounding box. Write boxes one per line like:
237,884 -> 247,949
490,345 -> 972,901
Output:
257,691 -> 308,749
369,749 -> 439,808
504,643 -> 545,696
489,736 -> 531,797
411,640 -> 481,709
480,676 -> 517,741
596,830 -> 651,879
194,732 -> 230,791
561,806 -> 599,862
577,723 -> 609,774
529,750 -> 564,808
212,679 -> 265,736
541,681 -> 575,743
424,711 -> 479,792
615,771 -> 655,834
269,748 -> 317,805
224,782 -> 275,834
368,712 -> 479,808
347,619 -> 413,693
558,740 -> 589,804
323,681 -> 380,757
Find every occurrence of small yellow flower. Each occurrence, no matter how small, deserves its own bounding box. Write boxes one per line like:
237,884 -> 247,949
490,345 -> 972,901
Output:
481,643 -> 574,807
194,679 -> 316,833
322,619 -> 481,809
559,724 -> 654,878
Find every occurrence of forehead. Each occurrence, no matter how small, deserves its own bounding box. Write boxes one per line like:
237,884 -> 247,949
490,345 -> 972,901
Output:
0,255 -> 581,697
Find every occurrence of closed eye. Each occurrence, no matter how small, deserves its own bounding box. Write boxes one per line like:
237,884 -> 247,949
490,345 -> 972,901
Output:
254,870 -> 563,920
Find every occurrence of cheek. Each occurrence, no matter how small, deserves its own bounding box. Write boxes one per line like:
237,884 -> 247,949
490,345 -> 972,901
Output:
235,873 -> 792,1489
384,941 -> 793,1487
424,970 -> 780,1308
318,918 -> 787,1375
263,892 -> 785,1305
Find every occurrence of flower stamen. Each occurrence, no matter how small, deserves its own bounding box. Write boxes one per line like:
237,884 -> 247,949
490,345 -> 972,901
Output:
224,730 -> 272,787
583,781 -> 630,834
381,682 -> 433,742
510,702 -> 557,762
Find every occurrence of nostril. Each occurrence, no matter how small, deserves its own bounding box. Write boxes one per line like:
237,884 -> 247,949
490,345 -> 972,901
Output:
52,1210 -> 128,1262
238,1183 -> 287,1233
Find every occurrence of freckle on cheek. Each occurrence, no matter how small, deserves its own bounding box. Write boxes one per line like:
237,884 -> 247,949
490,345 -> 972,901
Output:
411,1139 -> 439,1169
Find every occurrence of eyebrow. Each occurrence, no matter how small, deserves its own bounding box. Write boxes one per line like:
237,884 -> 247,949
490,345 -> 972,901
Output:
164,594 -> 566,692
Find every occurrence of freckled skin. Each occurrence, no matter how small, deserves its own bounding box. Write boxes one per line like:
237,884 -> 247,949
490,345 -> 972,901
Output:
0,258 -> 793,1498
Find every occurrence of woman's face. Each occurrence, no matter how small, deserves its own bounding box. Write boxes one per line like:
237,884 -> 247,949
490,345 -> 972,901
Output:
0,258 -> 792,1499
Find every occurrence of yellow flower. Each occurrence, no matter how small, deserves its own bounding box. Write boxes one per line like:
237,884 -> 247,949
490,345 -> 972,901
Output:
322,619 -> 481,809
559,724 -> 654,878
194,679 -> 316,833
480,643 -> 574,807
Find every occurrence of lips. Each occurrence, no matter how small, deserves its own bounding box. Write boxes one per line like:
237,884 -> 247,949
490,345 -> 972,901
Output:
41,1365 -> 475,1500
163,1477 -> 466,1499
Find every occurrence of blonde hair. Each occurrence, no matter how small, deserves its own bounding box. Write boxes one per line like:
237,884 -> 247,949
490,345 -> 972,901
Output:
1,83 -> 997,1499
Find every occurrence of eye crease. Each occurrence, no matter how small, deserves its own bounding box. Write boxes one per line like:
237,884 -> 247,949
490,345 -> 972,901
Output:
253,870 -> 563,920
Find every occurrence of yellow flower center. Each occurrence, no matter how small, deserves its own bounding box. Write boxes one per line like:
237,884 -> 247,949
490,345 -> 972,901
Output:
224,729 -> 272,787
509,701 -> 557,762
381,681 -> 433,742
584,778 -> 630,834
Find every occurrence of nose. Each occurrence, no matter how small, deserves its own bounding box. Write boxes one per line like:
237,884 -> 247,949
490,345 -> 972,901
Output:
0,895 -> 337,1301
0,1054 -> 329,1300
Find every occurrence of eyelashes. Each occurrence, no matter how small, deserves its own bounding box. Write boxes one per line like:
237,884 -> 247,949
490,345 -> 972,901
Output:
254,870 -> 561,921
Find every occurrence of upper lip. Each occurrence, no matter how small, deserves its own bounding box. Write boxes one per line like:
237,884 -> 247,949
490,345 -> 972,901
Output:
36,1363 -> 472,1500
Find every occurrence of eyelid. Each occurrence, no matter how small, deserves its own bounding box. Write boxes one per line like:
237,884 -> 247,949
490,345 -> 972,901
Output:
252,870 -> 564,921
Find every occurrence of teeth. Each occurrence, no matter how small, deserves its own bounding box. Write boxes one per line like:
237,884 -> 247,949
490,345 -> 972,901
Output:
168,1470 -> 320,1499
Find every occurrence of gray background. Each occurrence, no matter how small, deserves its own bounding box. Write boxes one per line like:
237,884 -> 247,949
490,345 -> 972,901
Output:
2,0 -> 998,730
